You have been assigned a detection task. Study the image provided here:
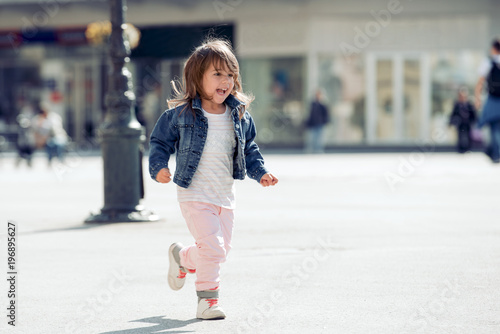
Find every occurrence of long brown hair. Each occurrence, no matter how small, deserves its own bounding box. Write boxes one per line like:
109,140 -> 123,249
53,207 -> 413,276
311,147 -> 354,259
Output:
168,38 -> 253,119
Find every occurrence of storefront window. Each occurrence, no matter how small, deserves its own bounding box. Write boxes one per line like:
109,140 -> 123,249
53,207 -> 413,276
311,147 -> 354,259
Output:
0,63 -> 41,123
317,55 -> 365,144
240,57 -> 305,147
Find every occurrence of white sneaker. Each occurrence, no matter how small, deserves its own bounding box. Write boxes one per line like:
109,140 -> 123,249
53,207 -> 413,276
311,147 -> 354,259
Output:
168,243 -> 187,291
196,297 -> 226,320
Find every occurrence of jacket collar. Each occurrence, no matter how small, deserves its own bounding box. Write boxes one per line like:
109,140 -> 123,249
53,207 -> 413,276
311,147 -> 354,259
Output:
191,94 -> 244,113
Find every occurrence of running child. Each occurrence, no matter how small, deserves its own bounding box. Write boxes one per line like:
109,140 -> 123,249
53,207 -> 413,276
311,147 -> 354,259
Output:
149,39 -> 278,320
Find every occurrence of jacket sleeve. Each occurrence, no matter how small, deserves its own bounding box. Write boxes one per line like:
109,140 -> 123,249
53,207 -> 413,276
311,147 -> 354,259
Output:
149,109 -> 178,182
243,112 -> 269,183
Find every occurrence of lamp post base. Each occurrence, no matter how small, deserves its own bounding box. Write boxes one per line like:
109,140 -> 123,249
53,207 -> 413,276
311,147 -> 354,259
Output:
85,206 -> 159,223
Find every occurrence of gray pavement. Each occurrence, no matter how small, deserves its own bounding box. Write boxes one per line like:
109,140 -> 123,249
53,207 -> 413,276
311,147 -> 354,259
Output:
0,151 -> 499,334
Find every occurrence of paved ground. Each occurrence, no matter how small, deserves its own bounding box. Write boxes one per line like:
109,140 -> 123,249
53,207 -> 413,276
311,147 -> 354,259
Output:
0,150 -> 499,334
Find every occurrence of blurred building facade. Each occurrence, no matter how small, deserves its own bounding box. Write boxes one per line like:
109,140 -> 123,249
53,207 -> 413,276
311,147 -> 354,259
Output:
0,0 -> 499,149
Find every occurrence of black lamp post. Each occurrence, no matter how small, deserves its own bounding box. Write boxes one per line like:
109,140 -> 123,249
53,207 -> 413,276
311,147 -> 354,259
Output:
85,0 -> 158,223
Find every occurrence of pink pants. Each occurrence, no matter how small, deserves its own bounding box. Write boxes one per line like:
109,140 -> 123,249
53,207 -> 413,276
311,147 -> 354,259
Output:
178,201 -> 234,291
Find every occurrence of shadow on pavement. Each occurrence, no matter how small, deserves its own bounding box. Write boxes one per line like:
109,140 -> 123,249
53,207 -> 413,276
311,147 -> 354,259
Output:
16,220 -> 164,236
19,222 -> 115,236
17,220 -> 165,236
99,316 -> 201,334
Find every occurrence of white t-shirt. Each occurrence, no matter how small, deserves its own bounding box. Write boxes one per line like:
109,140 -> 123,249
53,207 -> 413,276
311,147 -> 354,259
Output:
33,112 -> 68,144
478,55 -> 500,77
177,105 -> 237,209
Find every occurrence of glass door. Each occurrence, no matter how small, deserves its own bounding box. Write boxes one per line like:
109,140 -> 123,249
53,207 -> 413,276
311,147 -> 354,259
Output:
402,58 -> 422,140
375,58 -> 394,140
366,53 -> 429,144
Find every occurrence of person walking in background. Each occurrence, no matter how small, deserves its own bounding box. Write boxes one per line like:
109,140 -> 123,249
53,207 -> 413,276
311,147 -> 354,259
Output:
475,38 -> 500,163
149,39 -> 278,320
15,113 -> 36,167
305,90 -> 330,153
15,100 -> 36,167
449,87 -> 477,153
32,102 -> 68,165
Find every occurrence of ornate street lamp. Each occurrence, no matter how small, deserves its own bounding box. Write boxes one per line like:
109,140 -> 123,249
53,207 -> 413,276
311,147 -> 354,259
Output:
85,0 -> 158,223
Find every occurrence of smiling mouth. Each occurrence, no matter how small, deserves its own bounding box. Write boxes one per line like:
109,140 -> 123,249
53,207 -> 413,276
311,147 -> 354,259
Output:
216,88 -> 228,95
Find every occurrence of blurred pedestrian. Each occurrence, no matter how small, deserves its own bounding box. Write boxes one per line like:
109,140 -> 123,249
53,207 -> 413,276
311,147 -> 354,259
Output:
15,113 -> 36,167
32,102 -> 68,165
149,39 -> 278,320
449,87 -> 477,153
475,38 -> 500,163
305,90 -> 330,153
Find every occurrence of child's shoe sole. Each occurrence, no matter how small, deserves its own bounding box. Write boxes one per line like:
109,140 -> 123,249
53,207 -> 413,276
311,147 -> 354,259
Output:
168,243 -> 186,291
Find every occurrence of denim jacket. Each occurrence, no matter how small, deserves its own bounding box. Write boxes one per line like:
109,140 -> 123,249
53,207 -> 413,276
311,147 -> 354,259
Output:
149,94 -> 269,188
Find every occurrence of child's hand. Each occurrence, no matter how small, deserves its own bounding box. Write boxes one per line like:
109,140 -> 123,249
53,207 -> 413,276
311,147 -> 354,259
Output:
156,168 -> 172,183
260,173 -> 278,187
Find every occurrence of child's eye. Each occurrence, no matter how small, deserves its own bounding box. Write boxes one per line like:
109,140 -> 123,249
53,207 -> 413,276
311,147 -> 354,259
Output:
228,74 -> 234,77
214,72 -> 220,76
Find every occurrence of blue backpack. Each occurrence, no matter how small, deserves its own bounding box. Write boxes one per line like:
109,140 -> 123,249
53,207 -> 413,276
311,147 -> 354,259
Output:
487,59 -> 500,97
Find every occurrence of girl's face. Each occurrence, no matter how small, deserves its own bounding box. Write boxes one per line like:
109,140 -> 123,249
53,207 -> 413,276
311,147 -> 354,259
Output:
201,62 -> 235,105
